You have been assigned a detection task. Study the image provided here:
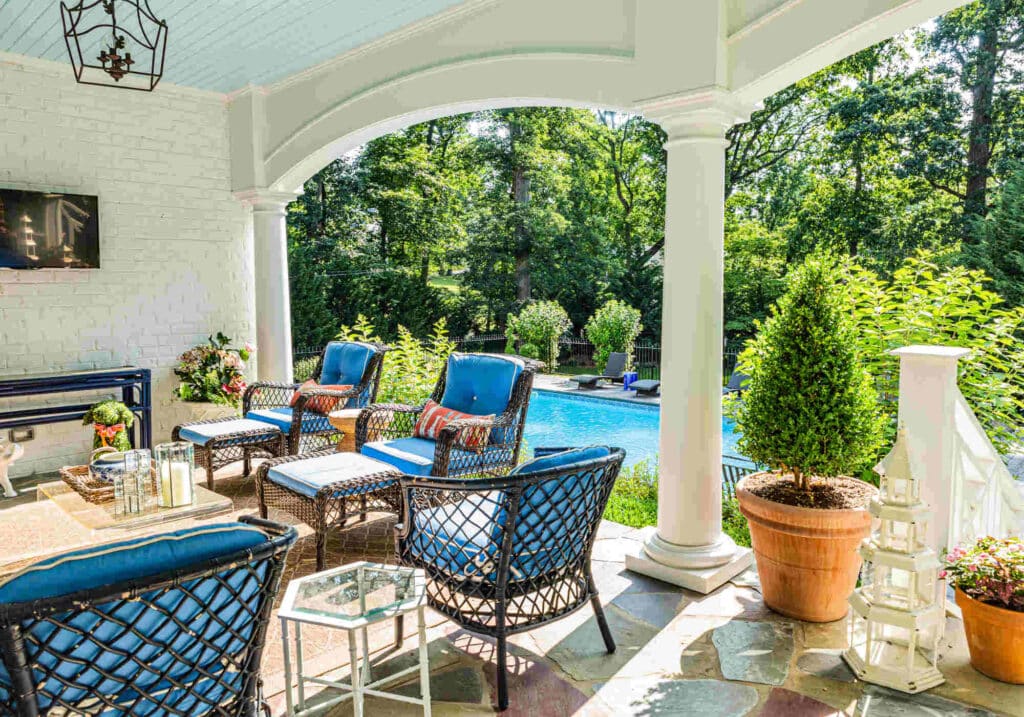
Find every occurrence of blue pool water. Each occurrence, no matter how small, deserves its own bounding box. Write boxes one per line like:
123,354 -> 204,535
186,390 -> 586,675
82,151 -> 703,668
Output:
523,389 -> 743,467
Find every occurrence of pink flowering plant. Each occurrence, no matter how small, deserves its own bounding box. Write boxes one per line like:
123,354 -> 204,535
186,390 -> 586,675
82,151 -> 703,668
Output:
944,536 -> 1024,612
174,333 -> 254,407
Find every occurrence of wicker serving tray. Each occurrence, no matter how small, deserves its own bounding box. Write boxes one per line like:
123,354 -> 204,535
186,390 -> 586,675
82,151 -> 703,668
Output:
59,464 -> 158,505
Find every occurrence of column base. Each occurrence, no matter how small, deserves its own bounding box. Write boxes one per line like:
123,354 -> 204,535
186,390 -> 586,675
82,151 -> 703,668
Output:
624,526 -> 753,594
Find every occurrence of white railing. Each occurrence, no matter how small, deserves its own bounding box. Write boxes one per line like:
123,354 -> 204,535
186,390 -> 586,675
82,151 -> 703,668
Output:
948,387 -> 1024,552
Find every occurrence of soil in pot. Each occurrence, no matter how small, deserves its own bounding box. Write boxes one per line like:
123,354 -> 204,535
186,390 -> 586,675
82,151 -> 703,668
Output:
737,472 -> 876,623
956,587 -> 1024,684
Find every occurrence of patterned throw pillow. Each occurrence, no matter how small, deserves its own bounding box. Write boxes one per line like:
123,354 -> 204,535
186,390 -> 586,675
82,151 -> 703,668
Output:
289,380 -> 353,415
413,399 -> 493,450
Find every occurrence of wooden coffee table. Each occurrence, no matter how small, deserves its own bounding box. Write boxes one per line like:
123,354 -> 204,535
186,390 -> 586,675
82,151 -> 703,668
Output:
328,408 -> 362,452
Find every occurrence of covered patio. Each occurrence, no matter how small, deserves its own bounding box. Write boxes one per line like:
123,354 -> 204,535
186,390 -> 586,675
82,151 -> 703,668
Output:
1,1 -> 1020,715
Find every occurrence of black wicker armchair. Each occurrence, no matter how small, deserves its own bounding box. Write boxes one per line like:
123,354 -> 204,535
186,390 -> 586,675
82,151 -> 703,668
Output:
0,516 -> 296,716
356,353 -> 536,478
245,341 -> 389,454
396,445 -> 625,711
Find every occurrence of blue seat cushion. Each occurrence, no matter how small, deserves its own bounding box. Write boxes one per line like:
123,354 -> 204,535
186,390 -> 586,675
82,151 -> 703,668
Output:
177,418 -> 281,446
246,407 -> 327,433
0,523 -> 268,604
407,492 -> 506,580
266,452 -> 398,498
320,342 -> 376,386
360,437 -> 437,476
360,437 -> 511,477
439,354 -> 523,417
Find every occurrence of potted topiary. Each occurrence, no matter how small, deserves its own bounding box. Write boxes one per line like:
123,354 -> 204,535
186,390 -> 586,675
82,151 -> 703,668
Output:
944,537 -> 1024,683
83,400 -> 134,452
735,252 -> 884,622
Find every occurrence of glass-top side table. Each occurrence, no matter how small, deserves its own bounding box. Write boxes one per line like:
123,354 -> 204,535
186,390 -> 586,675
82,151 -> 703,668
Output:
277,562 -> 431,717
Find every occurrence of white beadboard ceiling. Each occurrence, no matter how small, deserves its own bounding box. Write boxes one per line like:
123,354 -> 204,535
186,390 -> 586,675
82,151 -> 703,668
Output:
0,0 -> 468,93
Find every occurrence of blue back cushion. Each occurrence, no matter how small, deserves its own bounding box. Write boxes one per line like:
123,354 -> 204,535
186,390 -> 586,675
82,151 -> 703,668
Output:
508,446 -> 612,578
320,341 -> 376,387
439,354 -> 524,417
0,524 -> 271,711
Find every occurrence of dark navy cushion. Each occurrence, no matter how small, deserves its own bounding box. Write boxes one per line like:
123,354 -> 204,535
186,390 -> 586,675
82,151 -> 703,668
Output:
246,407 -> 326,433
266,452 -> 398,498
177,418 -> 280,446
511,446 -> 611,476
439,354 -> 523,417
320,341 -> 376,387
0,523 -> 268,603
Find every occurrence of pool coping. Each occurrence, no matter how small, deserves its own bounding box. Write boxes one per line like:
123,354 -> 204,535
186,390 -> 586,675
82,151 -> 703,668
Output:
533,373 -> 661,405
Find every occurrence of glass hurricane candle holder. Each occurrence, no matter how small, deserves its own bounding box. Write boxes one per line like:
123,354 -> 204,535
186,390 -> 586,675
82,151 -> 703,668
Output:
155,441 -> 195,508
116,448 -> 151,516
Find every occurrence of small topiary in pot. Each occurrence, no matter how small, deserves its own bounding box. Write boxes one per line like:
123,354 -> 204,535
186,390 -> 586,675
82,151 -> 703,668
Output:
735,251 -> 885,622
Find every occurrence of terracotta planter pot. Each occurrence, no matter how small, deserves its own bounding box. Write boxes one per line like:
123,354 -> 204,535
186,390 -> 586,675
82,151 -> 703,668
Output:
957,587 -> 1024,684
736,473 -> 875,623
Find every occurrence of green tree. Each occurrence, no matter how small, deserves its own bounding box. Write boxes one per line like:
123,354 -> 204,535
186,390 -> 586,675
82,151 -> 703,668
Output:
738,253 -> 884,489
506,300 -> 571,371
585,300 -> 643,369
967,164 -> 1024,306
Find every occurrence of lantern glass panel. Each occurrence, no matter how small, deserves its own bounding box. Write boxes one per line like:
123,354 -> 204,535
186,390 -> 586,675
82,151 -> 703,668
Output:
873,565 -> 917,610
154,441 -> 195,508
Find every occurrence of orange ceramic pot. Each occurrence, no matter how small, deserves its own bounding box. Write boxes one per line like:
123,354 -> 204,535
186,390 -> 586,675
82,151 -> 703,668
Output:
736,473 -> 875,623
957,587 -> 1024,684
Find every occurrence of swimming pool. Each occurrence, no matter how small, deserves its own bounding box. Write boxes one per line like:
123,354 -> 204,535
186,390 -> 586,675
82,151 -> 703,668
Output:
523,389 -> 743,467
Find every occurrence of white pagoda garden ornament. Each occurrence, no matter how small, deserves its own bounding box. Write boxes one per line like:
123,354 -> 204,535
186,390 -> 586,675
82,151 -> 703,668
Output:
843,429 -> 946,693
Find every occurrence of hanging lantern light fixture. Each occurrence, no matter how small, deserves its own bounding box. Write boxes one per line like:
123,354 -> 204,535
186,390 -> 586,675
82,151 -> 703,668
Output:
61,0 -> 168,91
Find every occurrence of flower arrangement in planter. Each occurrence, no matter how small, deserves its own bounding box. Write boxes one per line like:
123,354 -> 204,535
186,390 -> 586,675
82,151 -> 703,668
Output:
944,536 -> 1024,683
735,252 -> 885,622
82,400 -> 134,452
174,333 -> 254,408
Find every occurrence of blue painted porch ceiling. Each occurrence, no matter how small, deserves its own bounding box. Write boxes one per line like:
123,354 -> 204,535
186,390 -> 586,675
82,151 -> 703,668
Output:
0,0 -> 467,93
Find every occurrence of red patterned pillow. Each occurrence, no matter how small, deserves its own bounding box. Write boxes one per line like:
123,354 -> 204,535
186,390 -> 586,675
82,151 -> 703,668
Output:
413,399 -> 493,450
290,380 -> 354,415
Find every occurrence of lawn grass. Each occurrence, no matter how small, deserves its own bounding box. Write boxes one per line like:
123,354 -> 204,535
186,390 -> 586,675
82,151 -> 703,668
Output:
603,459 -> 751,548
427,275 -> 462,293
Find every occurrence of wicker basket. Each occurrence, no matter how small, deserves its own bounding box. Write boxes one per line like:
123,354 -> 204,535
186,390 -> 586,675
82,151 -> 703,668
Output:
59,464 -> 157,505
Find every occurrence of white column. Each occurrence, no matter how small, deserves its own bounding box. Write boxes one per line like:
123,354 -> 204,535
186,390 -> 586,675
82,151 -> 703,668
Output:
625,94 -> 753,593
891,345 -> 970,553
236,190 -> 298,382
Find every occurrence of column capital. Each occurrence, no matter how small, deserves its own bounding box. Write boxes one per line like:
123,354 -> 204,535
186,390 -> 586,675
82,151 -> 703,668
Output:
638,87 -> 756,147
233,188 -> 300,214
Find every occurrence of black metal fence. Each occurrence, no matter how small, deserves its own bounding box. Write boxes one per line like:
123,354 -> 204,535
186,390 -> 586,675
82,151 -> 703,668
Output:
296,336 -> 744,382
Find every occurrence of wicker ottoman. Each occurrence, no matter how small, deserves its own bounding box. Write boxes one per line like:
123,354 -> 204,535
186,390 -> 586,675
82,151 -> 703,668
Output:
173,418 -> 287,490
256,450 -> 403,570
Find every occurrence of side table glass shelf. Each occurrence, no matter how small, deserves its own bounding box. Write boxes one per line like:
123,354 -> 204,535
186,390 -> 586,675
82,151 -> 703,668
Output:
36,480 -> 232,531
278,562 -> 431,717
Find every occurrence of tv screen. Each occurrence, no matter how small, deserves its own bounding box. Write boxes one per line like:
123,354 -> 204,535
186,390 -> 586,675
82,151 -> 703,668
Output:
0,189 -> 100,269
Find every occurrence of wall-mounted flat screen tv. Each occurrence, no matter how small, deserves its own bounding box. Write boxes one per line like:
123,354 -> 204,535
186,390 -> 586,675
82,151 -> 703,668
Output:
0,189 -> 100,269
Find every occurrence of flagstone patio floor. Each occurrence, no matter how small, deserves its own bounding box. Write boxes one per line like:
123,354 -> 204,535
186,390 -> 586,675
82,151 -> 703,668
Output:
9,464 -> 1019,716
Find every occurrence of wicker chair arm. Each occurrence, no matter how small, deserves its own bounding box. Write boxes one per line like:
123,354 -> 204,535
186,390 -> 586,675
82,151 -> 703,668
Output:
355,403 -> 425,447
244,381 -> 300,412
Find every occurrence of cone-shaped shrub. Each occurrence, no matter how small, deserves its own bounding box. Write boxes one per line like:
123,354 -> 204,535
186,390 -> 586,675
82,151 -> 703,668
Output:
737,252 -> 883,490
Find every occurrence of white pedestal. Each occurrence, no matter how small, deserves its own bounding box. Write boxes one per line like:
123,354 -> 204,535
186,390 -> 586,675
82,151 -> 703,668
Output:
625,526 -> 752,593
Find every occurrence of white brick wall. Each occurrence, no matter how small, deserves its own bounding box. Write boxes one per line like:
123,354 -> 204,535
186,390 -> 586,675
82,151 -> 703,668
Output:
0,57 -> 255,480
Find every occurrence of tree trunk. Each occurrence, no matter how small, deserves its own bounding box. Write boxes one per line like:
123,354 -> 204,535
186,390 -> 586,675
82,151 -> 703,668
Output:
510,118 -> 531,303
316,174 -> 327,237
964,15 -> 999,226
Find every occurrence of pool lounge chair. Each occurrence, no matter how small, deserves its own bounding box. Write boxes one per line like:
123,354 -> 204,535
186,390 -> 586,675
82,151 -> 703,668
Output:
571,352 -> 628,389
722,370 -> 750,396
632,379 -> 660,397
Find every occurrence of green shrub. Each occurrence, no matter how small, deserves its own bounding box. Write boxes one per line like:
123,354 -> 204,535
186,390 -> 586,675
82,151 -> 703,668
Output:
844,252 -> 1024,454
506,301 -> 571,371
585,299 -> 643,369
337,315 -> 454,405
737,252 -> 884,490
